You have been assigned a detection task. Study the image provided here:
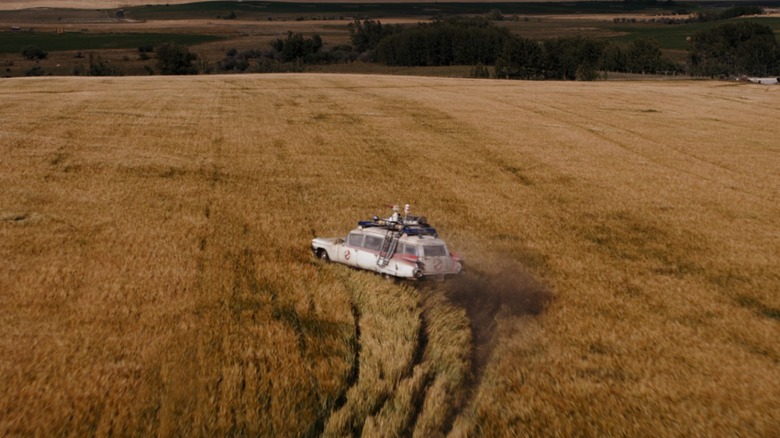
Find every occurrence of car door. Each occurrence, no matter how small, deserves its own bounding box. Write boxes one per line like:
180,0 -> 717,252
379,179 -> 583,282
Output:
358,234 -> 383,271
341,232 -> 364,267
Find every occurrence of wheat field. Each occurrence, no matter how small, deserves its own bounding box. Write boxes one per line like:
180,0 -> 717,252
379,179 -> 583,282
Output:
1,74 -> 778,436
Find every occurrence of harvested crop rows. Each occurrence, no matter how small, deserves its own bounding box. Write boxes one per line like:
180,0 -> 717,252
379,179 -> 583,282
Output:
1,74 -> 778,435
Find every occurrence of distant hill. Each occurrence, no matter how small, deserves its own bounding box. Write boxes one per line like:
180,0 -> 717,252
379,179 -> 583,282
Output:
0,0 -> 191,10
0,0 -> 590,12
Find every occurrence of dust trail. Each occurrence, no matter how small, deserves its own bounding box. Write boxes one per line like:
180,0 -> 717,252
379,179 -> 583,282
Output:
410,266 -> 552,434
440,267 -> 552,386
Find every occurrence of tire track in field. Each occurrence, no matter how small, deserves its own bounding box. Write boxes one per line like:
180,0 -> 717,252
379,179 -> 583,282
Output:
222,77 -> 419,435
323,80 -> 551,433
0,92 -> 97,176
331,291 -> 361,413
321,82 -> 463,432
300,78 -> 477,435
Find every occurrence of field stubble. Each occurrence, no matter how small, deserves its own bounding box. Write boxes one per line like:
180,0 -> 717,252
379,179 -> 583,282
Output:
1,74 -> 778,435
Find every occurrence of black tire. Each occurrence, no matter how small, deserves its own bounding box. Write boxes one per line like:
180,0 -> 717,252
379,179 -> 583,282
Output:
316,248 -> 329,261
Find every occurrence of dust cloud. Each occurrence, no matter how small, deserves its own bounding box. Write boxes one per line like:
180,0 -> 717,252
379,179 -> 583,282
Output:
431,267 -> 552,381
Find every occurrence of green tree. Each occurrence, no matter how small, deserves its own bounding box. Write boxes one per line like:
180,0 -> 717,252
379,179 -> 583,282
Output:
348,19 -> 401,53
374,19 -> 511,66
21,45 -> 47,60
487,9 -> 504,21
495,37 -> 543,79
600,43 -> 627,72
688,22 -> 780,76
626,39 -> 663,73
271,32 -> 324,62
696,5 -> 763,22
156,43 -> 198,75
543,37 -> 604,80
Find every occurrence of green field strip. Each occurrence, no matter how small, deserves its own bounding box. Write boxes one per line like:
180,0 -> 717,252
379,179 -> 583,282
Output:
0,32 -> 222,54
606,17 -> 780,50
126,1 -> 690,20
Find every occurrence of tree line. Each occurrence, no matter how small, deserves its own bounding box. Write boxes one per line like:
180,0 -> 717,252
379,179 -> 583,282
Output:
356,18 -> 680,79
373,18 -> 512,66
688,21 -> 780,77
16,15 -> 778,78
351,17 -> 779,79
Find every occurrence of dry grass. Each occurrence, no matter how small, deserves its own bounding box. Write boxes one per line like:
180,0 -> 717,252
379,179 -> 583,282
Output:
323,274 -> 420,436
1,74 -> 778,436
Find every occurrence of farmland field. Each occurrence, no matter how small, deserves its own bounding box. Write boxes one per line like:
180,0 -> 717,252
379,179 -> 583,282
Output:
0,32 -> 222,54
2,1 -> 779,78
1,74 -> 779,435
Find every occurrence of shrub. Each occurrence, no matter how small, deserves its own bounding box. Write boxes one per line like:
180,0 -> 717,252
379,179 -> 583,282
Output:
88,53 -> 123,76
271,32 -> 324,63
218,48 -> 266,72
348,19 -> 403,53
156,43 -> 198,75
470,63 -> 490,78
25,66 -> 44,76
252,58 -> 305,73
21,46 -> 47,60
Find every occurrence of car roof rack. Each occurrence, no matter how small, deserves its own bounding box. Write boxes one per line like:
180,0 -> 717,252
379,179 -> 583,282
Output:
358,215 -> 438,238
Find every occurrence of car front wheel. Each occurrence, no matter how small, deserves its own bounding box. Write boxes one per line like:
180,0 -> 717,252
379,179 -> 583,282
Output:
316,248 -> 330,261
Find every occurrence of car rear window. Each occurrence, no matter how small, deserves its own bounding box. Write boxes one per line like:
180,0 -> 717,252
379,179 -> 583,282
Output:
364,235 -> 383,251
423,245 -> 447,257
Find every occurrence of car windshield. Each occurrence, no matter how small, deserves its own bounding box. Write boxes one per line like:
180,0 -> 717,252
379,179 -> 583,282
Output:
423,245 -> 447,257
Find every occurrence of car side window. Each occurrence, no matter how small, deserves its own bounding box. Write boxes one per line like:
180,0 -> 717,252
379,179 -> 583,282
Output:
348,233 -> 364,247
364,235 -> 383,251
403,244 -> 419,256
423,245 -> 447,257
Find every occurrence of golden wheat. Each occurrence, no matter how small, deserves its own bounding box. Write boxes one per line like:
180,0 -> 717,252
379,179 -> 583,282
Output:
1,75 -> 778,436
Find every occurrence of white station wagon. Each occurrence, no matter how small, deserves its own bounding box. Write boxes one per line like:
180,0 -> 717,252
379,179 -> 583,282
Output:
311,209 -> 463,280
